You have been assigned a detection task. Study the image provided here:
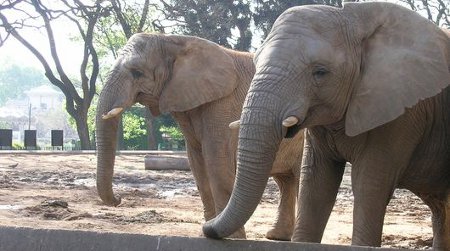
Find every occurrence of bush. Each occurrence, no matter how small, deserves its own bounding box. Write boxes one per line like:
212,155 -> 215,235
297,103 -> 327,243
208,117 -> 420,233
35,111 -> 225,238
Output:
12,142 -> 24,150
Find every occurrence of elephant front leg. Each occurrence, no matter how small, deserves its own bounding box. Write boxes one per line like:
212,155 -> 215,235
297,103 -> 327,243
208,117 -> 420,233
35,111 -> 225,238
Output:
186,143 -> 216,221
350,161 -> 399,247
266,171 -> 298,241
292,135 -> 345,242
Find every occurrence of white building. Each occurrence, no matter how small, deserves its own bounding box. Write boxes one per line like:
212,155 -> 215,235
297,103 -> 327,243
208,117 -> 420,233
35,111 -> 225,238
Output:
25,85 -> 64,110
0,85 -> 78,147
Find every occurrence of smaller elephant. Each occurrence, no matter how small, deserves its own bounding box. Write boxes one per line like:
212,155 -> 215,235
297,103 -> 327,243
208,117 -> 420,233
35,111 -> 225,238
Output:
203,2 -> 450,250
96,33 -> 304,240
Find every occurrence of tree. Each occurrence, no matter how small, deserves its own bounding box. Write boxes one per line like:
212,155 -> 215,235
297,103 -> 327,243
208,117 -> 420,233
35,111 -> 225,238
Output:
156,0 -> 345,51
157,0 -> 253,50
0,0 -> 110,149
95,0 -> 154,59
122,108 -> 147,150
253,0 -> 342,41
400,0 -> 450,27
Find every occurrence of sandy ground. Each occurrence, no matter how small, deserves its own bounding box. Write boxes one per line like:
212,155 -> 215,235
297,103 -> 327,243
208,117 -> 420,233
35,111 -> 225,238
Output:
0,153 -> 433,249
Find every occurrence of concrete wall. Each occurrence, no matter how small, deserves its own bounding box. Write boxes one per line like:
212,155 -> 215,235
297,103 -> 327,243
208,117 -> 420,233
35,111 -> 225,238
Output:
0,226 -> 417,251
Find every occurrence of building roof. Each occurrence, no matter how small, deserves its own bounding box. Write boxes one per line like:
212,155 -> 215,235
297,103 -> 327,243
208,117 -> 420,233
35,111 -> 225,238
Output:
25,85 -> 62,97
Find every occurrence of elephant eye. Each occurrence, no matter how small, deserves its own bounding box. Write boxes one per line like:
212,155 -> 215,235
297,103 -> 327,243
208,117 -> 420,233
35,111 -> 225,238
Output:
312,67 -> 329,80
131,69 -> 144,79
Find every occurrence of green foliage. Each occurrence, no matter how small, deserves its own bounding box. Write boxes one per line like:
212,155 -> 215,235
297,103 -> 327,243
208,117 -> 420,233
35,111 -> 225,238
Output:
159,126 -> 184,141
161,0 -> 253,50
121,107 -> 184,150
94,15 -> 128,60
0,62 -> 47,105
12,142 -> 24,150
158,123 -> 185,150
123,112 -> 147,140
161,0 -> 343,50
152,113 -> 178,144
94,1 -> 155,59
0,121 -> 11,129
121,106 -> 148,150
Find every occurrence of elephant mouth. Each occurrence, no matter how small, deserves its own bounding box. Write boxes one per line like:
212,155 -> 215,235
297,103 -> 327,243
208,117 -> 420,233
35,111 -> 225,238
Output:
284,123 -> 302,138
136,93 -> 161,116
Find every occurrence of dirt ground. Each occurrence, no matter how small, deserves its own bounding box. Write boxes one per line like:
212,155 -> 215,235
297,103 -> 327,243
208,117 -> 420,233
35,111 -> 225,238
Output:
0,153 -> 433,249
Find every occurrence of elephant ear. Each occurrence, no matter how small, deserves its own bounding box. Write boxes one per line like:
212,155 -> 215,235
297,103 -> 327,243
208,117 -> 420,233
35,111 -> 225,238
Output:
344,2 -> 450,137
159,36 -> 238,113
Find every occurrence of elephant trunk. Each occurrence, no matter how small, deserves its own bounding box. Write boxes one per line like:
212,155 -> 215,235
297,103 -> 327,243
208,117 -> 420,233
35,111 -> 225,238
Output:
95,73 -> 128,206
203,79 -> 286,238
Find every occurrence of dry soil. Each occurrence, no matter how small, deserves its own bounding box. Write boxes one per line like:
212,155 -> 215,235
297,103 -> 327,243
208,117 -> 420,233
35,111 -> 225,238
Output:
0,153 -> 433,249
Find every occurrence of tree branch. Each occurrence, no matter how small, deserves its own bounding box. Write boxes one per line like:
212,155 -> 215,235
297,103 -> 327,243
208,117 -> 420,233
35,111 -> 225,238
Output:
0,0 -> 22,10
420,0 -> 434,21
111,0 -> 132,38
137,0 -> 150,33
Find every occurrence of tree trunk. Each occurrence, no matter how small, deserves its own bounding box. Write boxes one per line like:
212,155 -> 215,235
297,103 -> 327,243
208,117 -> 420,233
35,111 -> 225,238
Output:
74,112 -> 91,150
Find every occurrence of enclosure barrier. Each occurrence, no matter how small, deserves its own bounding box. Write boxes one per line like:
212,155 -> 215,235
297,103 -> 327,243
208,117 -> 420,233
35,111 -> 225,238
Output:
24,130 -> 37,149
0,129 -> 12,150
0,129 -> 64,150
0,150 -> 187,155
0,226 -> 418,251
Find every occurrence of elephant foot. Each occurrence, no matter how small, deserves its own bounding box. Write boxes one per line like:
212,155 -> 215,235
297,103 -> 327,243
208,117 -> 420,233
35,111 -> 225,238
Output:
228,227 -> 246,239
201,226 -> 246,239
265,227 -> 293,241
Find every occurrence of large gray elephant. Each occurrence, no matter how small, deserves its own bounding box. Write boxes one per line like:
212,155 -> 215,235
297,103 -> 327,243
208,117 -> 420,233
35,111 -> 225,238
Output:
203,2 -> 450,250
96,33 -> 304,240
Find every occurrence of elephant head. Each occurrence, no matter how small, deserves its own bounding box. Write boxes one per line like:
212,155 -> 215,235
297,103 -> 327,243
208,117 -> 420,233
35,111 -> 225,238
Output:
203,2 -> 450,238
96,34 -> 238,206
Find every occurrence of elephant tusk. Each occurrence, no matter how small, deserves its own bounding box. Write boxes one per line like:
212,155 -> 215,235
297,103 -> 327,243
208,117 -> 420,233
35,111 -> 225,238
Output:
102,107 -> 124,120
282,116 -> 299,127
229,120 -> 240,129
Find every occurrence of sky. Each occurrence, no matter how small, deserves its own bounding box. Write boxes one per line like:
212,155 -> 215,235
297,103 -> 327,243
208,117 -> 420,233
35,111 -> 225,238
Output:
0,22 -> 84,77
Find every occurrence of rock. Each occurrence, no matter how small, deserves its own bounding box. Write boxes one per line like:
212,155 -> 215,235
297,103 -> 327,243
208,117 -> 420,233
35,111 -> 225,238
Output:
41,200 -> 68,208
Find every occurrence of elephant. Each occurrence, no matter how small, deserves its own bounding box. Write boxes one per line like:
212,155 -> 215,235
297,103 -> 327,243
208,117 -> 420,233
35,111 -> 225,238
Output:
95,33 -> 304,240
203,2 -> 450,250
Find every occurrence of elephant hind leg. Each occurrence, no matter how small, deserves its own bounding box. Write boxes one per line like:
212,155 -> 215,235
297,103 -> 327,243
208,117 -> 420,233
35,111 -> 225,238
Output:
265,171 -> 298,241
419,193 -> 450,251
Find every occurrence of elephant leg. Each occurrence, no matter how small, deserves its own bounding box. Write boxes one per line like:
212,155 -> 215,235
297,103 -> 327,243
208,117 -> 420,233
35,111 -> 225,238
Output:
266,171 -> 298,241
350,161 -> 399,247
292,136 -> 345,242
186,143 -> 215,221
173,113 -> 217,223
419,193 -> 450,251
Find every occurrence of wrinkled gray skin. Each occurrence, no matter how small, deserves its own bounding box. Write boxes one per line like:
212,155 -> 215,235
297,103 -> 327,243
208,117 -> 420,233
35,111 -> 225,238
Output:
96,34 -> 304,240
203,2 -> 450,250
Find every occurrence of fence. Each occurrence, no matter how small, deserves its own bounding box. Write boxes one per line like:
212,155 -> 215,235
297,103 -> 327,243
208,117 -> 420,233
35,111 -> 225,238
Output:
0,129 -> 186,151
0,129 -> 65,150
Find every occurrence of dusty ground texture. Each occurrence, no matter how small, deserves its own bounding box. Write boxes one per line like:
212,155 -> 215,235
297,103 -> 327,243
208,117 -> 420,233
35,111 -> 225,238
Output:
0,153 -> 433,249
